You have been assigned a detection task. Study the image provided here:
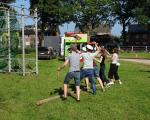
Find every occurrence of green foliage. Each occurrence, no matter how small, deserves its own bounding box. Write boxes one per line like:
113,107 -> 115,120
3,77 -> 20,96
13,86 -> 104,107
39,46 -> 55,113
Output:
0,0 -> 16,3
30,0 -> 77,35
134,0 -> 150,24
110,0 -> 139,44
74,0 -> 111,34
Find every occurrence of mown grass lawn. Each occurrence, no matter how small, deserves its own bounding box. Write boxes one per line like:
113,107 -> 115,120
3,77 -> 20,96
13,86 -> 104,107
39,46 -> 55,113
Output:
120,52 -> 150,59
0,59 -> 150,120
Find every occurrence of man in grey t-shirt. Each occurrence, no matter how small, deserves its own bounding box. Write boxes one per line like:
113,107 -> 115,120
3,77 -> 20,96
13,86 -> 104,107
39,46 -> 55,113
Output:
57,44 -> 80,101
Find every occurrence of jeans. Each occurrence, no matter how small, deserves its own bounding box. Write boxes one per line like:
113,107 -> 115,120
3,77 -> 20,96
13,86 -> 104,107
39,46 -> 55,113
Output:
64,71 -> 80,86
93,66 -> 99,77
80,69 -> 96,93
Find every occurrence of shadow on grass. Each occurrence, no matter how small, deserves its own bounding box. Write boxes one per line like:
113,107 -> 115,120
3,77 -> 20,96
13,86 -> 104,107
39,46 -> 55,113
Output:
49,87 -> 77,100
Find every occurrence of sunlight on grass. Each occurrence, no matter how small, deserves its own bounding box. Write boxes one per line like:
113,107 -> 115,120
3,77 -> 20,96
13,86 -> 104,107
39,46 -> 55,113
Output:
0,59 -> 150,120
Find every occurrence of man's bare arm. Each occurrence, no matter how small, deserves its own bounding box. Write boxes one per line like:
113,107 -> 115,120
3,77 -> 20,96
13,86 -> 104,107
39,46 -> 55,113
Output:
57,59 -> 69,71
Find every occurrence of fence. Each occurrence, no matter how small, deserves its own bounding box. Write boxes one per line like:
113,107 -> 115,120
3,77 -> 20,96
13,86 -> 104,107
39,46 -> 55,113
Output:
119,46 -> 150,52
0,2 -> 38,76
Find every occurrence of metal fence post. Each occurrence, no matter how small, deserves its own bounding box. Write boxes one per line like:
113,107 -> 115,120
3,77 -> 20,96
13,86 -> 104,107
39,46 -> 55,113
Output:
131,46 -> 133,52
35,8 -> 38,74
7,9 -> 11,72
145,46 -> 147,52
21,4 -> 25,76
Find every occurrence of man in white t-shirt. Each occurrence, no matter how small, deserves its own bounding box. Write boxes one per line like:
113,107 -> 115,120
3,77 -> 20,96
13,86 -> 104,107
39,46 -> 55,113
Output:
80,43 -> 100,94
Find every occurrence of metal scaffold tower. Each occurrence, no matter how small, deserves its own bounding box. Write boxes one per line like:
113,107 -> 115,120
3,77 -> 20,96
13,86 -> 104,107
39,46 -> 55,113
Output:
0,1 -> 38,76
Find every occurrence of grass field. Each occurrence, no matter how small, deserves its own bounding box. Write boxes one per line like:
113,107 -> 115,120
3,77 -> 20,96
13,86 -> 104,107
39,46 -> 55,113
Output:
0,59 -> 150,120
119,52 -> 150,59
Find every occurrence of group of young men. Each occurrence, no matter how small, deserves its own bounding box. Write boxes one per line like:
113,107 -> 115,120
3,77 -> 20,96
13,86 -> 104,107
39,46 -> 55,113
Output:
57,42 -> 121,101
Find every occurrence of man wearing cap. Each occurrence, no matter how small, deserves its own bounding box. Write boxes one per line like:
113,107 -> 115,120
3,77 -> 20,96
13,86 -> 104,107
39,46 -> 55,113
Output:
57,44 -> 80,101
80,42 -> 100,94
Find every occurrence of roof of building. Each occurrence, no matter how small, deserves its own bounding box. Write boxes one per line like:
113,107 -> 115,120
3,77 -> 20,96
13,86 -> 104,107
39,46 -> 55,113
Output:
75,24 -> 111,36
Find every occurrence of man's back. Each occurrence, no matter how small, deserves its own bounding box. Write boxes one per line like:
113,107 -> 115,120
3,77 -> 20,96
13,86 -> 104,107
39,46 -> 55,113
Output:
68,51 -> 80,72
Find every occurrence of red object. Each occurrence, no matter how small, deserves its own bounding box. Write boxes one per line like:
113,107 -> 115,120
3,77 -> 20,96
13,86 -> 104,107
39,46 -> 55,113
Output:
80,57 -> 84,62
65,32 -> 82,37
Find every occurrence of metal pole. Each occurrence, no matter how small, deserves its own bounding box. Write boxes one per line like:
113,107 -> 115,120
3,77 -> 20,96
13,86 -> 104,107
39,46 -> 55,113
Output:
35,8 -> 38,74
145,46 -> 147,52
21,4 -> 25,76
132,46 -> 133,52
7,9 -> 11,72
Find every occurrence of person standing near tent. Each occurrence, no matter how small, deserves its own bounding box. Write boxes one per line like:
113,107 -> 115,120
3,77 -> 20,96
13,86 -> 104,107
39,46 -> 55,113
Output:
108,48 -> 122,85
57,44 -> 80,101
80,42 -> 100,95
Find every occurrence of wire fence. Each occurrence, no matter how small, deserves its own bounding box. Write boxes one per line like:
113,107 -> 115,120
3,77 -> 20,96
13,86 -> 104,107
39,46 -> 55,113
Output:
0,2 -> 38,76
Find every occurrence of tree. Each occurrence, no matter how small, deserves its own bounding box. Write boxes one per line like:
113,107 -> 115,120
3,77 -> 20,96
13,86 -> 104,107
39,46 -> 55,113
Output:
74,0 -> 111,35
30,0 -> 78,45
30,1 -> 77,34
134,0 -> 150,24
110,0 -> 141,44
0,0 -> 16,3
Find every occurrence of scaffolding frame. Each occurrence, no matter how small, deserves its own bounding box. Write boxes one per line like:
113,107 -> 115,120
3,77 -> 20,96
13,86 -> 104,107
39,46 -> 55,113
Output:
0,2 -> 38,76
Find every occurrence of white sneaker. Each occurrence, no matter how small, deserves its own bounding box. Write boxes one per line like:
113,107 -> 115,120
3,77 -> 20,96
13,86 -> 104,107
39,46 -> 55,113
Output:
105,81 -> 114,88
119,80 -> 122,84
108,81 -> 114,85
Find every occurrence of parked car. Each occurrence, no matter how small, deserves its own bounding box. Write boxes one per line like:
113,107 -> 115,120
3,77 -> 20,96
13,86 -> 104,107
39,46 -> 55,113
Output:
38,46 -> 56,59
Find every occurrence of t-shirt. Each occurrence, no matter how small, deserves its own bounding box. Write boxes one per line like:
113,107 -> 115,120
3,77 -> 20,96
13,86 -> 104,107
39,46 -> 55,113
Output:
111,53 -> 118,64
100,55 -> 105,66
67,51 -> 80,72
80,51 -> 99,69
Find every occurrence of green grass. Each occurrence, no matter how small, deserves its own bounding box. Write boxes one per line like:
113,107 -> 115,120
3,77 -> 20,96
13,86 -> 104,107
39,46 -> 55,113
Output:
0,59 -> 150,120
119,52 -> 150,59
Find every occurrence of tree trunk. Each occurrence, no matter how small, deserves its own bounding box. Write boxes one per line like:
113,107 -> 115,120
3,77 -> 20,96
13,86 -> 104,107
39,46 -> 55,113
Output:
49,25 -> 59,36
122,21 -> 127,45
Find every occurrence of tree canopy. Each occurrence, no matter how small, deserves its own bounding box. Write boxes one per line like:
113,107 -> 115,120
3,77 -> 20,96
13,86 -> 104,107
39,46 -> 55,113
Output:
30,0 -> 78,36
74,0 -> 112,34
29,0 -> 150,45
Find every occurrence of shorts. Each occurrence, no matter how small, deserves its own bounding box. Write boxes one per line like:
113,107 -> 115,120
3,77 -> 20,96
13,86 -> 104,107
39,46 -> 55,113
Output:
64,71 -> 80,86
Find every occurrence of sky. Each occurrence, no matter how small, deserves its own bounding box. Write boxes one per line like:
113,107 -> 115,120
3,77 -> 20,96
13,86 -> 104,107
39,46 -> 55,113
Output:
12,0 -> 122,37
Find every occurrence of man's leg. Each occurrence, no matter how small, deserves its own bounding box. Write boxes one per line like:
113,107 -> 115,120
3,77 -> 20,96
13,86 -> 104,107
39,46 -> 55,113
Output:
96,77 -> 105,92
63,72 -> 72,99
85,77 -> 90,91
63,84 -> 68,98
74,71 -> 81,101
94,66 -> 105,92
76,86 -> 80,101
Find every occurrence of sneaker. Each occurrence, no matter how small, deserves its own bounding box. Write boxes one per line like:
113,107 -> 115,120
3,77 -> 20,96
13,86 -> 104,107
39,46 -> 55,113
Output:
107,81 -> 114,85
105,85 -> 111,88
62,97 -> 67,101
119,80 -> 122,85
61,95 -> 67,100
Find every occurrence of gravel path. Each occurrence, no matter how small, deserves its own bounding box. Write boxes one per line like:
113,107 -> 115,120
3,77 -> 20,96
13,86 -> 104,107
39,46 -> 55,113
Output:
120,59 -> 150,65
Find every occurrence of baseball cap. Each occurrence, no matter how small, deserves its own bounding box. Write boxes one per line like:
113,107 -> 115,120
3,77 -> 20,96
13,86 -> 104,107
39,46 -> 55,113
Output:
86,44 -> 93,50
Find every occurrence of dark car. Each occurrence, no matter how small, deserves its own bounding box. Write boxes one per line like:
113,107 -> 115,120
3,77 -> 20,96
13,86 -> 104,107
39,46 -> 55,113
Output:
38,46 -> 56,59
